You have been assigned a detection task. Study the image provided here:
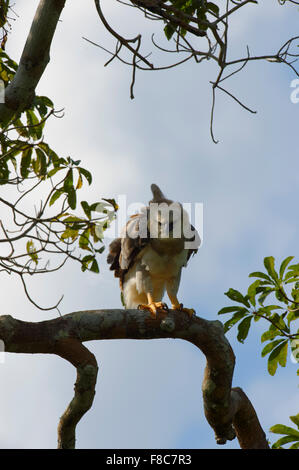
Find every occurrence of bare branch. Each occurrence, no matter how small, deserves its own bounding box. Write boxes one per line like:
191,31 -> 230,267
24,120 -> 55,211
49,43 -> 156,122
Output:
88,1 -> 299,142
94,0 -> 153,69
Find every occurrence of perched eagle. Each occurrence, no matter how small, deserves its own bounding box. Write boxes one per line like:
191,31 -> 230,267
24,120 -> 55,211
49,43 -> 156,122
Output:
107,184 -> 200,317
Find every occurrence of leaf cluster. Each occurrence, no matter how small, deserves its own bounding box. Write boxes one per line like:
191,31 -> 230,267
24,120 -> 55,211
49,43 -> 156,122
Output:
163,0 -> 219,40
218,256 -> 299,448
0,46 -> 117,309
270,414 -> 299,449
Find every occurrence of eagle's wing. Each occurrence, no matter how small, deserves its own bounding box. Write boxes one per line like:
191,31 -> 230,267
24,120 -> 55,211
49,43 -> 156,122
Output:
186,224 -> 201,264
107,212 -> 149,290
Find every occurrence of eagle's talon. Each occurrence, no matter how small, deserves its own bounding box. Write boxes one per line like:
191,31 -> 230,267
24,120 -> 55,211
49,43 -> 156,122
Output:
173,303 -> 196,318
138,302 -> 169,318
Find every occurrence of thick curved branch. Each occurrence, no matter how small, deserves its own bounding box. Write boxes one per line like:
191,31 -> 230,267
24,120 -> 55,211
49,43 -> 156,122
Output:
0,309 -> 269,449
55,339 -> 98,449
0,0 -> 66,124
230,387 -> 270,449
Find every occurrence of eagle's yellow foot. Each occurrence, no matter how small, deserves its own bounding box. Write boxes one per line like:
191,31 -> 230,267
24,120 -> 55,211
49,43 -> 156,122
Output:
172,303 -> 195,318
138,302 -> 169,318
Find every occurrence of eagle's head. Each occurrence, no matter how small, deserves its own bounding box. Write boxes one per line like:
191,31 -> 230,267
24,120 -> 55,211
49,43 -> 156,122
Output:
148,184 -> 190,240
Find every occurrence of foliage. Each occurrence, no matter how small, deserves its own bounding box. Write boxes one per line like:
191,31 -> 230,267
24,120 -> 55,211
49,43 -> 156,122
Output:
162,0 -> 220,41
270,414 -> 299,449
218,256 -> 299,448
0,17 -> 117,310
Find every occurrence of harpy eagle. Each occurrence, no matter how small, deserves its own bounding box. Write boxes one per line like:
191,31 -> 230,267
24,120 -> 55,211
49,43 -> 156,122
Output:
107,184 -> 200,317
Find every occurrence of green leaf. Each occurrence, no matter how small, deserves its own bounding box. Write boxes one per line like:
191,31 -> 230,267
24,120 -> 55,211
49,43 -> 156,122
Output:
290,441 -> 299,449
81,254 -> 94,271
0,161 -> 9,184
26,240 -> 38,264
102,198 -> 119,211
95,245 -> 105,254
164,23 -> 176,40
249,271 -> 273,283
224,288 -> 250,307
35,148 -> 47,176
78,167 -> 92,185
275,288 -> 288,304
272,435 -> 299,448
277,341 -> 288,367
90,259 -> 99,273
261,329 -> 280,343
196,8 -> 208,30
280,256 -> 294,280
267,340 -> 288,376
26,109 -> 42,140
223,310 -> 248,333
290,414 -> 299,428
67,186 -> 76,210
247,280 -> 261,306
287,309 -> 299,325
20,148 -> 32,178
270,424 -> 299,437
64,169 -> 73,191
81,201 -> 91,219
285,277 -> 299,284
258,287 -> 275,305
34,95 -> 53,118
264,256 -> 279,282
26,240 -> 33,252
287,263 -> 299,275
206,2 -> 219,16
261,339 -> 284,357
61,228 -> 79,240
258,305 -> 283,316
285,264 -> 299,281
49,190 -> 63,207
237,316 -> 252,343
76,172 -> 83,189
218,306 -> 248,315
79,228 -> 91,250
62,216 -> 84,224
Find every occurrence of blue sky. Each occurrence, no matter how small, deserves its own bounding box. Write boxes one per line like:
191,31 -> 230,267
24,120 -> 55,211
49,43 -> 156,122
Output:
0,0 -> 298,449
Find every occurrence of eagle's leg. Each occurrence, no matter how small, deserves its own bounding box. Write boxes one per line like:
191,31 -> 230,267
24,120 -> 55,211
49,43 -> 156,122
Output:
166,277 -> 195,318
138,293 -> 168,318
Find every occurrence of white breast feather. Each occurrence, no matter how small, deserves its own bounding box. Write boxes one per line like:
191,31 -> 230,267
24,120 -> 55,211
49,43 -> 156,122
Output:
139,245 -> 188,279
122,245 -> 188,308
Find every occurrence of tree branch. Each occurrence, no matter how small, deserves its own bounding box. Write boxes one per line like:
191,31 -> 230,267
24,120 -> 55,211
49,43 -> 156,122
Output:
0,308 -> 269,449
0,0 -> 66,124
55,338 -> 98,449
